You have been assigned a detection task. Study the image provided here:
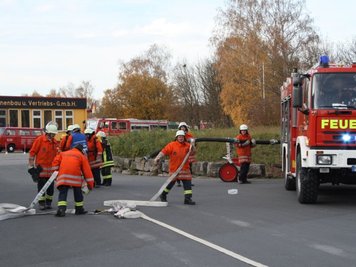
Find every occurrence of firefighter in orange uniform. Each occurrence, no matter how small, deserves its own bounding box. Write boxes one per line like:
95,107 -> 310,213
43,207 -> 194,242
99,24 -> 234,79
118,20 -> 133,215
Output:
28,122 -> 59,210
176,122 -> 196,187
52,144 -> 94,217
84,128 -> 103,187
154,130 -> 196,205
59,125 -> 73,152
235,124 -> 256,184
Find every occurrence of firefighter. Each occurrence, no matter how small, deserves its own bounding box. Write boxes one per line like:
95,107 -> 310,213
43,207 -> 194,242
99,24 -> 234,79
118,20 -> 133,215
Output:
154,130 -> 196,205
85,128 -> 103,188
235,124 -> 256,184
59,124 -> 73,152
28,122 -> 59,210
96,131 -> 114,186
52,144 -> 94,217
64,124 -> 88,154
176,122 -> 196,187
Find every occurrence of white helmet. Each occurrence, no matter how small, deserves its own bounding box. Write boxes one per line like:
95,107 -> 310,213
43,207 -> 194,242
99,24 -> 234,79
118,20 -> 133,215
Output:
176,130 -> 185,137
67,125 -> 74,132
84,128 -> 95,134
178,122 -> 189,130
72,124 -> 81,131
239,124 -> 248,131
96,131 -> 106,138
45,124 -> 58,134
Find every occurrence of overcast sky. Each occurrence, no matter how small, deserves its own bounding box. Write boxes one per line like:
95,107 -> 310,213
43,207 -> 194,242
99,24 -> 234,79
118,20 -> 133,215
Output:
0,0 -> 355,100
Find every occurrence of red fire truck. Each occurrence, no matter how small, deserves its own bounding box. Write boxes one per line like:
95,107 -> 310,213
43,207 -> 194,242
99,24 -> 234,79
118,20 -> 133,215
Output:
281,56 -> 356,203
86,118 -> 169,136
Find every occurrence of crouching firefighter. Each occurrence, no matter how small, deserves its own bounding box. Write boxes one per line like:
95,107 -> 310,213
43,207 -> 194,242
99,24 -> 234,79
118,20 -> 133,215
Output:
96,131 -> 114,186
52,144 -> 94,217
154,130 -> 196,205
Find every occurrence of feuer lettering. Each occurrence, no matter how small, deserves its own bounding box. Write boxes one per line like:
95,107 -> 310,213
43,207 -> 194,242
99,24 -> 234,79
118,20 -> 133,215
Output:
321,119 -> 356,129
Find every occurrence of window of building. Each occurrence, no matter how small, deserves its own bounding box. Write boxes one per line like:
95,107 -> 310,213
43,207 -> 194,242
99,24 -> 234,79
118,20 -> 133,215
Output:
0,110 -> 6,127
55,110 -> 63,131
65,110 -> 73,129
9,110 -> 18,127
33,110 -> 41,128
21,110 -> 30,127
44,110 -> 52,126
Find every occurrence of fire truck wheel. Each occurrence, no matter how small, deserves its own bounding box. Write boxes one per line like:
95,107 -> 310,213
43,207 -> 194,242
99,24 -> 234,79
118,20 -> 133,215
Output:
219,163 -> 238,182
296,153 -> 318,204
7,144 -> 15,153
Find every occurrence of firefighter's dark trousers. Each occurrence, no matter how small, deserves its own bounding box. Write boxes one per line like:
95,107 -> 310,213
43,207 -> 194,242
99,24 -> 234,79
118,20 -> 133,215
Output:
238,162 -> 250,182
37,177 -> 54,205
163,179 -> 193,199
57,186 -> 84,209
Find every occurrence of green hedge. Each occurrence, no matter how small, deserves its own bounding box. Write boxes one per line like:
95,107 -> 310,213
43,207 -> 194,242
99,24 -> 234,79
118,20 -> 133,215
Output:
109,126 -> 281,166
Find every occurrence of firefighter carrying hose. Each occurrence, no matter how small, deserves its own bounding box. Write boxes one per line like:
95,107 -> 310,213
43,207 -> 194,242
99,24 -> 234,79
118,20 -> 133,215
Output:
52,144 -> 94,217
85,128 -> 103,187
235,124 -> 256,184
28,122 -> 59,210
154,130 -> 196,205
176,122 -> 196,187
96,131 -> 114,186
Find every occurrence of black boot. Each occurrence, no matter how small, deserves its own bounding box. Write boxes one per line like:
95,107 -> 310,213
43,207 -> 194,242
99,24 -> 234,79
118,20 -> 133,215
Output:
107,179 -> 112,186
159,192 -> 167,202
75,206 -> 88,215
55,207 -> 66,217
39,201 -> 46,210
184,197 -> 196,205
45,200 -> 52,209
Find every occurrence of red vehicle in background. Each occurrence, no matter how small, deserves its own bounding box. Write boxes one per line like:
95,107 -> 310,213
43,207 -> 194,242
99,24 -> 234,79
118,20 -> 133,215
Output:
281,56 -> 356,203
86,118 -> 169,136
0,127 -> 44,153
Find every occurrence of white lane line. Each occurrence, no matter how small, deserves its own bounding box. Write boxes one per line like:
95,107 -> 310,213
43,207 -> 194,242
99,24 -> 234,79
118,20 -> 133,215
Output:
140,213 -> 269,267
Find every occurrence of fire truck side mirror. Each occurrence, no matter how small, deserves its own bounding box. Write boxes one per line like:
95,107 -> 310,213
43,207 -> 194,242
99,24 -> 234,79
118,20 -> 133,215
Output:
292,85 -> 303,108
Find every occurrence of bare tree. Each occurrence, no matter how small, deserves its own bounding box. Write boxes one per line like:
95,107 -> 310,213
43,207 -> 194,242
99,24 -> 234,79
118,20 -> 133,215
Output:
196,59 -> 233,127
172,62 -> 202,127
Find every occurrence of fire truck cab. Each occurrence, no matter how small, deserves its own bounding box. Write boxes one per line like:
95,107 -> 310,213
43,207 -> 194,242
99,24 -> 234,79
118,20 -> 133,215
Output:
281,56 -> 356,203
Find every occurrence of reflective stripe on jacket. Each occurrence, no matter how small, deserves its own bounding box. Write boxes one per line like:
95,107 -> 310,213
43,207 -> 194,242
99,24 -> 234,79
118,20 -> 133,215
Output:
235,133 -> 253,164
52,148 -> 94,188
29,134 -> 59,178
87,135 -> 103,168
161,140 -> 192,180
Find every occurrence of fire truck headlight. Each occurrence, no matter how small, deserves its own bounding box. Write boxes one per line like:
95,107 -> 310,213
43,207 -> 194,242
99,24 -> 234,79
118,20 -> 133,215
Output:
342,134 -> 351,142
316,155 -> 332,165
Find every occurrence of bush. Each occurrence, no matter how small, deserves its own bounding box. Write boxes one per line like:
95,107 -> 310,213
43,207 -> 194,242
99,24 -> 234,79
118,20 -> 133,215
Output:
109,126 -> 281,166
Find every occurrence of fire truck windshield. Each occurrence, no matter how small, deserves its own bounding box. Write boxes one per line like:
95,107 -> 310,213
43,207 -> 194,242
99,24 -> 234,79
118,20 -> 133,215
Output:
313,73 -> 356,109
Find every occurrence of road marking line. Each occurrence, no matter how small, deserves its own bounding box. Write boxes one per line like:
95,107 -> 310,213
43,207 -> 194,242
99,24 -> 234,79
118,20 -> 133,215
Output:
140,213 -> 268,267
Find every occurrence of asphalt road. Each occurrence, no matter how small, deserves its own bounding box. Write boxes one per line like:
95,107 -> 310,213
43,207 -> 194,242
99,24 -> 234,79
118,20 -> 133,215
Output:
1,153 -> 356,267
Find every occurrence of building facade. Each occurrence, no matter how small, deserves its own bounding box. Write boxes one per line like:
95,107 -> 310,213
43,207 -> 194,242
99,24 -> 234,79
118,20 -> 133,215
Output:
0,96 -> 87,132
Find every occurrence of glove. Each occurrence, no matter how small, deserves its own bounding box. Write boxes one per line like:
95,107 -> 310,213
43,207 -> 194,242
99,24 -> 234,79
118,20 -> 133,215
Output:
239,140 -> 250,147
28,166 -> 41,183
86,181 -> 94,191
154,158 -> 159,166
251,139 -> 256,146
189,138 -> 195,146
